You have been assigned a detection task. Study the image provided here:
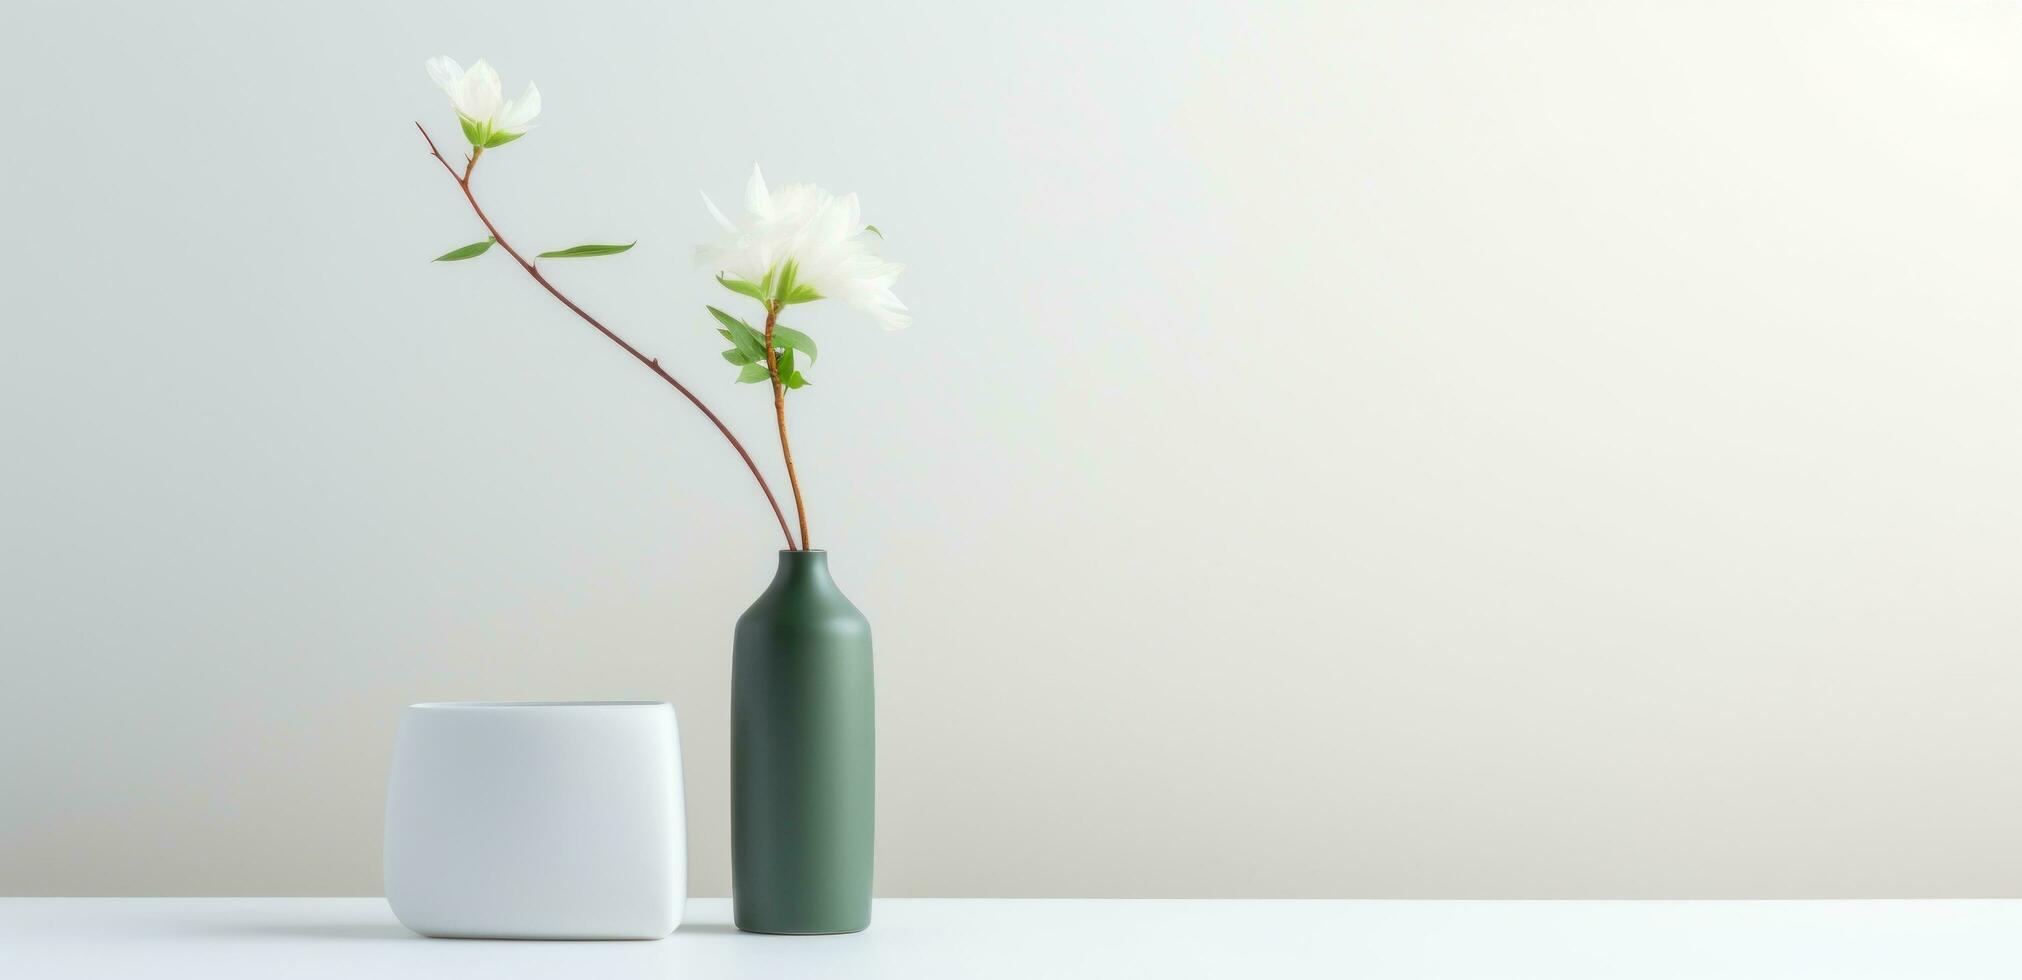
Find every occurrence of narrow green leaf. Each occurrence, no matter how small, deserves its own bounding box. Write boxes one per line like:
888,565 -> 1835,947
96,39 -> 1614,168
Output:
759,264 -> 778,297
707,307 -> 766,359
863,224 -> 883,238
785,371 -> 808,389
458,116 -> 485,147
736,362 -> 772,384
779,282 -> 822,305
433,238 -> 496,262
776,348 -> 796,379
717,275 -> 767,301
482,129 -> 525,149
774,258 -> 801,302
721,349 -> 756,366
769,325 -> 817,364
538,242 -> 636,258
706,305 -> 750,335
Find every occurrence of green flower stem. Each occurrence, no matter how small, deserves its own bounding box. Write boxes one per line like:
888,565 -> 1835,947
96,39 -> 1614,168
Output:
415,123 -> 799,551
763,300 -> 811,550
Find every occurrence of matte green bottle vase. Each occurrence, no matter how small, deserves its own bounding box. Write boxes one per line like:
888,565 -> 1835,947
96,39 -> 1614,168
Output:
732,550 -> 874,935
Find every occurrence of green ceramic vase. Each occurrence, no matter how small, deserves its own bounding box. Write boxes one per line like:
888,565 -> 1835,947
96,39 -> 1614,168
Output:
731,550 -> 875,935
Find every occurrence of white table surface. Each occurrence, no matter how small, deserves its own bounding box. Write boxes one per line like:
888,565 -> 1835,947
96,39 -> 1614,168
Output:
6,897 -> 2022,979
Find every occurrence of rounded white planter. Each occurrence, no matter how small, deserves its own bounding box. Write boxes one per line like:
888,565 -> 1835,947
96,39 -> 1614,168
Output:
384,701 -> 686,940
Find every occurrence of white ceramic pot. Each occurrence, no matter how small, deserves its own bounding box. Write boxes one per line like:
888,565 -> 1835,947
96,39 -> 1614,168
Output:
383,701 -> 686,939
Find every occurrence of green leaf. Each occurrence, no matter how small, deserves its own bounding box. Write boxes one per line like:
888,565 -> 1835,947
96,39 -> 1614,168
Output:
458,116 -> 485,147
538,242 -> 636,258
707,306 -> 766,360
706,304 -> 750,335
433,238 -> 495,261
769,324 -> 817,364
736,362 -> 772,384
717,275 -> 767,301
766,257 -> 825,304
776,348 -> 795,379
482,129 -> 525,149
773,258 -> 801,302
785,371 -> 808,389
759,264 -> 779,297
721,348 -> 756,366
863,224 -> 883,239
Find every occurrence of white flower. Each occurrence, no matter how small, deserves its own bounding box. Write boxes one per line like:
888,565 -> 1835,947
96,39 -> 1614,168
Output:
425,56 -> 540,149
699,166 -> 910,331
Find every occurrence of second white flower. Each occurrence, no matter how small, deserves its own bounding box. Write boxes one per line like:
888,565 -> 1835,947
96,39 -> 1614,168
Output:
426,56 -> 541,149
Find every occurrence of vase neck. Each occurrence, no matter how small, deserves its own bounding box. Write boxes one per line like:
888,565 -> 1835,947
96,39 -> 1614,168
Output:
769,550 -> 835,591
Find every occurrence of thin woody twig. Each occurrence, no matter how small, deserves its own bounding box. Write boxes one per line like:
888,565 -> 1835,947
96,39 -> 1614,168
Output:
762,300 -> 811,550
415,122 -> 798,550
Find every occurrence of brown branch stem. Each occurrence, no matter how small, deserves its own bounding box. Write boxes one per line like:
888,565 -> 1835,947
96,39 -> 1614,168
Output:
762,301 -> 811,550
415,123 -> 798,550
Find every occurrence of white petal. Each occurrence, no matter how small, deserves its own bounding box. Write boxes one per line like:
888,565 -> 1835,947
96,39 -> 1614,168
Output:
700,192 -> 737,233
496,81 -> 541,132
868,258 -> 905,289
425,56 -> 463,93
457,58 -> 504,121
834,192 -> 863,235
874,302 -> 912,331
744,165 -> 771,219
797,202 -> 851,257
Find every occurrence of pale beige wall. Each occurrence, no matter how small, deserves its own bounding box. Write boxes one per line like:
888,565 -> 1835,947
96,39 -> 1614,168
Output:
3,0 -> 2020,897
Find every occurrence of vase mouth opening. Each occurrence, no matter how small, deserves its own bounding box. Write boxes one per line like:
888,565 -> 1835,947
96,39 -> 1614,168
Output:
409,700 -> 668,709
779,549 -> 828,555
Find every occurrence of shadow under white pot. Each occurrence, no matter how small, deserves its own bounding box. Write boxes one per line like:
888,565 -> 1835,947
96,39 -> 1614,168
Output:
383,701 -> 686,940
